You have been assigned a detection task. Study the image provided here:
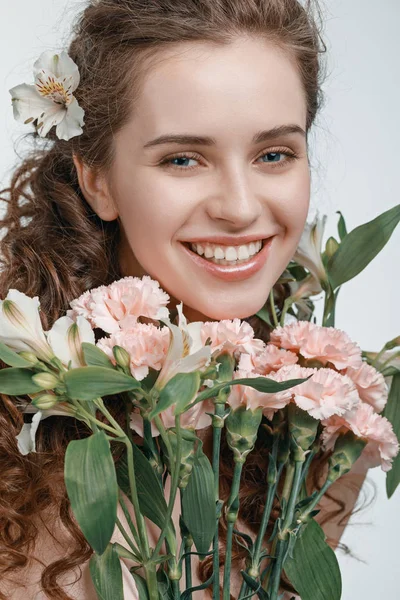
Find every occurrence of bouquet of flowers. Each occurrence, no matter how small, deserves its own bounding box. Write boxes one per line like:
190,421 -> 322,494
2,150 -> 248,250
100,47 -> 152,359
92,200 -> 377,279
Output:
1,205 -> 399,600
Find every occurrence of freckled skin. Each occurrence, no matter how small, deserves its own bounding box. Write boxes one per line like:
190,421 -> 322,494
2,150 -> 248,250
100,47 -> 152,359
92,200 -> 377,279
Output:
76,36 -> 311,324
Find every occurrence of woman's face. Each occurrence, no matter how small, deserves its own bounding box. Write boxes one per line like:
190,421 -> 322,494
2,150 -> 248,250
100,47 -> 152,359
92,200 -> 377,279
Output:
101,37 -> 310,322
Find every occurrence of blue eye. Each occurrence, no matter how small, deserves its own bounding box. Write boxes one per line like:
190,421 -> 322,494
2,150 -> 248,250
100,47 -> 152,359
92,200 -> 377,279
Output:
160,148 -> 298,171
260,152 -> 283,163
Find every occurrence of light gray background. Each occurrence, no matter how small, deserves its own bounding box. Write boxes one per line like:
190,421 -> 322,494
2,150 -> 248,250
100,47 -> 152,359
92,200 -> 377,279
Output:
1,1 -> 399,598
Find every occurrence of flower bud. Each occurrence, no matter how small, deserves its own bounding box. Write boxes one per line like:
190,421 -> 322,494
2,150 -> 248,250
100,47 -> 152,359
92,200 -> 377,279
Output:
160,429 -> 197,489
324,236 -> 340,259
32,393 -> 59,410
215,352 -> 236,382
385,336 -> 400,350
225,405 -> 263,462
288,403 -> 319,460
327,430 -> 367,482
112,345 -> 131,369
18,351 -> 39,365
32,372 -> 60,389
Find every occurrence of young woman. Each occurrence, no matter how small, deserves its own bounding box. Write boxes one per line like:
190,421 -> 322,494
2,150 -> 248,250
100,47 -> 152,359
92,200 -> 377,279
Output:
0,0 -> 371,598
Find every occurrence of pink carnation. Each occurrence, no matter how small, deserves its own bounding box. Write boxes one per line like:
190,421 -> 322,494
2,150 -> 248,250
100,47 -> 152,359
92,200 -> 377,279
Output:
238,345 -> 298,376
344,362 -> 388,413
269,364 -> 360,420
200,319 -> 265,358
227,368 -> 292,419
130,397 -> 214,437
321,403 -> 400,472
270,321 -> 363,370
96,323 -> 170,381
68,275 -> 170,333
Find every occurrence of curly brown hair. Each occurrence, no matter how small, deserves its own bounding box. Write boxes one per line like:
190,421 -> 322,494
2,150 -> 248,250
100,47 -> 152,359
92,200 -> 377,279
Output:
0,0 -> 373,598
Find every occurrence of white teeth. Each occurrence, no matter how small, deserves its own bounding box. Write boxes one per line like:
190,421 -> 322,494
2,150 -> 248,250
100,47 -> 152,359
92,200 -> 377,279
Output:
189,240 -> 263,263
214,247 -> 225,260
237,245 -> 250,260
225,246 -> 238,261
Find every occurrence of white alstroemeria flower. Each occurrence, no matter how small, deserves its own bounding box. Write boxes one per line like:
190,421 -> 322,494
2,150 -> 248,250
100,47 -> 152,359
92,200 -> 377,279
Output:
293,211 -> 329,285
46,315 -> 95,368
0,289 -> 54,362
16,403 -> 76,455
154,302 -> 212,391
9,50 -> 85,141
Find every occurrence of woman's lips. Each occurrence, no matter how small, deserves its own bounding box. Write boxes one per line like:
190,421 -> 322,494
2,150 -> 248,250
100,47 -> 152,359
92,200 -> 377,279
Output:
180,237 -> 275,282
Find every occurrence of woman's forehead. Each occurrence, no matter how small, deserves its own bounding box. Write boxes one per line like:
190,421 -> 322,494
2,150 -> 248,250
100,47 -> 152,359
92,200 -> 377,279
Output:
125,37 -> 307,141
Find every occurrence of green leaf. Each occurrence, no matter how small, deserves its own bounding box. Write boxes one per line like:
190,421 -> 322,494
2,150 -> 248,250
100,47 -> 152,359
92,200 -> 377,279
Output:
181,443 -> 215,557
327,203 -> 400,289
0,367 -> 44,395
156,567 -> 175,600
89,544 -> 123,600
130,572 -> 150,600
193,375 -> 312,405
148,372 -> 200,419
384,373 -> 400,498
81,342 -> 115,369
180,574 -> 214,600
256,304 -> 273,328
116,442 -> 173,535
64,431 -> 118,555
64,366 -> 141,400
336,210 -> 347,241
240,571 -> 270,599
0,343 -> 33,368
284,519 -> 342,600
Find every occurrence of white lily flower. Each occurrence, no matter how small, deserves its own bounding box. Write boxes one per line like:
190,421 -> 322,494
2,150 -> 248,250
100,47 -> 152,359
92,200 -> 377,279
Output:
154,302 -> 211,391
9,50 -> 85,141
46,315 -> 95,368
0,289 -> 54,362
293,211 -> 329,285
16,403 -> 76,456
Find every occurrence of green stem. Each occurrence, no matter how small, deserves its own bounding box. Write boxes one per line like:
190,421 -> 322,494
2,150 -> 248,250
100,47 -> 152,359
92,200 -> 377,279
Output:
244,436 -> 280,582
222,459 -> 245,600
151,415 -> 182,563
297,477 -> 333,524
269,289 -> 279,328
77,405 -> 119,436
212,401 -> 226,600
281,461 -> 295,506
180,488 -> 193,597
116,516 -> 141,558
380,349 -> 400,369
268,460 -> 304,599
125,441 -> 159,599
371,345 -> 391,369
119,492 -> 141,549
93,399 -> 158,597
279,298 -> 293,327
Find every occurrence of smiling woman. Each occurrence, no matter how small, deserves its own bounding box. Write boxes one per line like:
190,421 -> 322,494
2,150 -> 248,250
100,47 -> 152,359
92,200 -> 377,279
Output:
72,36 -> 311,323
0,0 -> 374,599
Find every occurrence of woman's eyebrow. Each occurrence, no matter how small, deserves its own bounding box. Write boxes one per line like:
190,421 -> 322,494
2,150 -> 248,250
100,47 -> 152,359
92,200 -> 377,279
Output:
143,124 -> 306,149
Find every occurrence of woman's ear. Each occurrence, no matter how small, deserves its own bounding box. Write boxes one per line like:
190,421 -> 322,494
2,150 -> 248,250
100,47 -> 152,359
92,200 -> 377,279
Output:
72,154 -> 119,221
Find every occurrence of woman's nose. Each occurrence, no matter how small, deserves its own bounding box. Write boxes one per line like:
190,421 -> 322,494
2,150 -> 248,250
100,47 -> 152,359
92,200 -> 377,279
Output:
205,168 -> 263,229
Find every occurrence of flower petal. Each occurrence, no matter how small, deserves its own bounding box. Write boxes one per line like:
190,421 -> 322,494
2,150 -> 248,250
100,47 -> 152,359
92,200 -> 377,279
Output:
33,50 -> 80,91
0,289 -> 53,361
55,97 -> 85,141
47,315 -> 95,368
37,103 -> 66,138
16,410 -> 43,455
9,83 -> 54,123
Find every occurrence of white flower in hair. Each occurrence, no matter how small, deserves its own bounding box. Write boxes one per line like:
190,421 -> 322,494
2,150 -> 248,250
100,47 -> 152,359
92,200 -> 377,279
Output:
9,50 -> 85,141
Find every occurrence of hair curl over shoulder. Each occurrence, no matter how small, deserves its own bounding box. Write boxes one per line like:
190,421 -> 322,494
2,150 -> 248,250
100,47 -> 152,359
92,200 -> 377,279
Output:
0,1 -> 373,598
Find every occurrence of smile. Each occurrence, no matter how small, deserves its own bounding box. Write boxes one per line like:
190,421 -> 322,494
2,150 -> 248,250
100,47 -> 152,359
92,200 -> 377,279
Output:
179,237 -> 275,282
